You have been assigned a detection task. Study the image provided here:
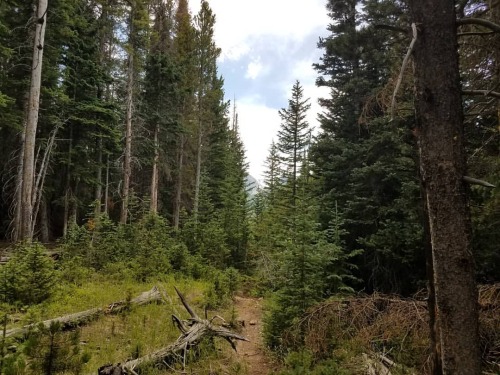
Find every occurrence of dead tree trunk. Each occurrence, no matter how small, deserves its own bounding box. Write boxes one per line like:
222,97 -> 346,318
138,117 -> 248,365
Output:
173,134 -> 185,230
6,287 -> 162,340
20,0 -> 48,241
98,287 -> 248,375
121,48 -> 134,224
149,124 -> 159,213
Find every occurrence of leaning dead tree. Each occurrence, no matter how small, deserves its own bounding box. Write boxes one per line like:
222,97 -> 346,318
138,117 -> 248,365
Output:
98,287 -> 248,375
6,286 -> 162,340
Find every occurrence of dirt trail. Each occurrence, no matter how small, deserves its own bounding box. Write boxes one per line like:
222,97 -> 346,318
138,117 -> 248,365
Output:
234,296 -> 278,375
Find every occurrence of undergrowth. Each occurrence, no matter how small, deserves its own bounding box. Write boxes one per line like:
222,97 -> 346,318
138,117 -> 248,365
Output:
275,287 -> 499,375
0,215 -> 246,375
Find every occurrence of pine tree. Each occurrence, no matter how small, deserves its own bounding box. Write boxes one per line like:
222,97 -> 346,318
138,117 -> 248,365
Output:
276,80 -> 311,208
142,0 -> 179,214
0,0 -> 39,240
120,0 -> 150,224
262,140 -> 282,206
409,1 -> 481,371
312,0 -> 424,294
192,0 -> 221,222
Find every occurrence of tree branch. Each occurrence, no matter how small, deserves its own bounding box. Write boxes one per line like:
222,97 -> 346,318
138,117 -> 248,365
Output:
463,176 -> 496,188
462,89 -> 500,99
390,23 -> 417,122
458,31 -> 495,37
174,286 -> 199,320
374,24 -> 408,34
457,18 -> 500,33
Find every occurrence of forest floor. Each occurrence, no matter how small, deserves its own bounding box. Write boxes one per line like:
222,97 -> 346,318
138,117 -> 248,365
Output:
234,295 -> 280,375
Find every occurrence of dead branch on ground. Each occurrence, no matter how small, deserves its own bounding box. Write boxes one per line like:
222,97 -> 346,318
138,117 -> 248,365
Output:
98,287 -> 248,375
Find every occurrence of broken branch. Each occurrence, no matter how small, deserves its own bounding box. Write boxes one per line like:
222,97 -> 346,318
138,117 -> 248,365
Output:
98,288 -> 248,375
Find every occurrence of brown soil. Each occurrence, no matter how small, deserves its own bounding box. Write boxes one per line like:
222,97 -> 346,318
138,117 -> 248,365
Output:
234,296 -> 279,375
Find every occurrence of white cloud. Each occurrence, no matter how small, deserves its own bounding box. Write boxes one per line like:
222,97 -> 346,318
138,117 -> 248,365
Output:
188,0 -> 332,180
245,58 -> 264,80
191,0 -> 329,62
236,97 -> 281,180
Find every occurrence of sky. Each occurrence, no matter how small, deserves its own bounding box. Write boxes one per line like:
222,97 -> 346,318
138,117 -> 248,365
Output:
189,0 -> 331,181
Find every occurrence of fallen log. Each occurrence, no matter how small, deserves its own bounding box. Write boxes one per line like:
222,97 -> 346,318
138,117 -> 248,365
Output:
98,287 -> 248,375
6,286 -> 162,340
105,286 -> 163,314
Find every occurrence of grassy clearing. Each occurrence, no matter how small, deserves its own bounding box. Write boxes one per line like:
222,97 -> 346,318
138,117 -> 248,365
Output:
2,274 -> 247,374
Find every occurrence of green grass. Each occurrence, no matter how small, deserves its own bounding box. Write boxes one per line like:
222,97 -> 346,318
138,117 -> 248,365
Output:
2,273 -> 248,374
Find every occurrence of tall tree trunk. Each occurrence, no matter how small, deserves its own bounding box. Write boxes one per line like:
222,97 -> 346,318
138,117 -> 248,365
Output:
409,1 -> 481,373
192,125 -> 202,221
39,197 -> 50,243
104,156 -> 110,214
173,134 -> 185,230
32,123 -> 59,237
95,138 -> 103,216
20,0 -> 48,241
63,125 -> 73,237
420,178 -> 442,375
121,50 -> 134,224
13,132 -> 25,241
150,124 -> 159,213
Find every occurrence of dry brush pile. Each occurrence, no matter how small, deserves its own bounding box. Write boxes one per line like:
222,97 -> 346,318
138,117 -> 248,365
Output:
284,284 -> 499,374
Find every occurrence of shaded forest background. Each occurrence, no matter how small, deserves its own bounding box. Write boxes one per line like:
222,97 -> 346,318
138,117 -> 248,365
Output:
0,0 -> 499,373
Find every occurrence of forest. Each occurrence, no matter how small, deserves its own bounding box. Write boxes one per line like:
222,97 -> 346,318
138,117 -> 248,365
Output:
0,0 -> 499,374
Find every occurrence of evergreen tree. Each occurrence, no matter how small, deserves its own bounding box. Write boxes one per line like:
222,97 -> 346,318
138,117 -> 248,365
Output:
120,0 -> 150,224
172,0 -> 197,229
141,0 -> 179,215
311,0 -> 424,294
192,0 -> 221,221
277,81 -> 311,207
0,0 -> 39,239
262,140 -> 282,206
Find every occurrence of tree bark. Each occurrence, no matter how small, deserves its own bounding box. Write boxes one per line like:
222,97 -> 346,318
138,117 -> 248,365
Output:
104,156 -> 110,214
95,138 -> 103,216
39,197 -> 50,243
409,1 -> 481,373
20,0 -> 48,241
121,48 -> 134,224
63,125 -> 73,237
173,134 -> 185,230
193,124 -> 202,222
150,124 -> 159,213
32,123 -> 60,237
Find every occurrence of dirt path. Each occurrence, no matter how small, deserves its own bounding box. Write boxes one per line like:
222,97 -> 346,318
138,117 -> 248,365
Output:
234,296 -> 279,375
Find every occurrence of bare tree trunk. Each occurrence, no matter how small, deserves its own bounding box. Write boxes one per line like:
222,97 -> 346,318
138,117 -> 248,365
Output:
39,198 -> 50,243
20,0 -> 48,241
63,126 -> 73,237
409,1 -> 481,373
13,133 -> 25,241
104,155 -> 110,214
120,49 -> 134,224
31,123 -> 60,237
173,134 -> 185,230
193,125 -> 202,221
6,287 -> 162,340
150,124 -> 159,213
421,185 -> 442,375
95,138 -> 103,216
